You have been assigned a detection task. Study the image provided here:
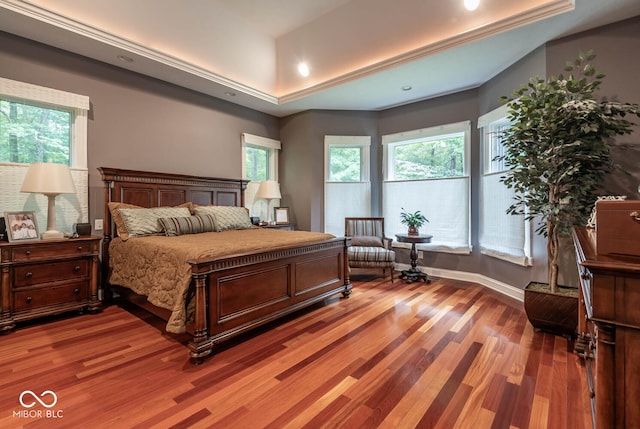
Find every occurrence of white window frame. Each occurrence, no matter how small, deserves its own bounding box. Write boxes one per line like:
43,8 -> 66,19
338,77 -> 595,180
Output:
478,104 -> 532,266
0,77 -> 89,168
382,121 -> 471,254
324,136 -> 371,235
241,133 -> 281,219
0,77 -> 90,232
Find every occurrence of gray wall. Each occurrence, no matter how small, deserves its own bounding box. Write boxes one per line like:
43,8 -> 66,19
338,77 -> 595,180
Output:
0,31 -> 280,229
280,110 -> 379,231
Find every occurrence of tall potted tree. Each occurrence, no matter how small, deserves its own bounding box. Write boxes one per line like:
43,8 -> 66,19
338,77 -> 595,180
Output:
498,51 -> 639,336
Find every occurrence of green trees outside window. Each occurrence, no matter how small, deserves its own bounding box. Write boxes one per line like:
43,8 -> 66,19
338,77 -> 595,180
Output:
0,99 -> 71,164
392,134 -> 464,180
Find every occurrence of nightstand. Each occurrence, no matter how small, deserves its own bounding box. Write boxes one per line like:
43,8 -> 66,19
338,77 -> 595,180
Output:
0,236 -> 102,333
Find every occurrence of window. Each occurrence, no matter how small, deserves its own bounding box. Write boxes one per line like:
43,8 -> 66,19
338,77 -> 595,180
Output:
0,77 -> 89,168
245,144 -> 270,182
324,136 -> 371,235
388,133 -> 465,180
0,100 -> 71,164
242,133 -> 281,219
478,105 -> 532,265
383,121 -> 471,253
0,77 -> 90,234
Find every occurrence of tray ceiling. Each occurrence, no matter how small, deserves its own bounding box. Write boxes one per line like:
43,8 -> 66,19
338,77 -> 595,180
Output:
0,0 -> 638,116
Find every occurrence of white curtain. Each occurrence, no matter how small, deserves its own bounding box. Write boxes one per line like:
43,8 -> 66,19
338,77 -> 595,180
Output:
480,173 -> 531,265
324,181 -> 371,236
477,104 -> 532,266
383,177 -> 470,253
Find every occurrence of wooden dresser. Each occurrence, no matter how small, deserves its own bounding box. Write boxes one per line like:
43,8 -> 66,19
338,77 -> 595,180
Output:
572,227 -> 640,429
0,236 -> 102,332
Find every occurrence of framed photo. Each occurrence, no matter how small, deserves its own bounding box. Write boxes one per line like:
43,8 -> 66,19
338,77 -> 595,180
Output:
274,207 -> 290,225
4,211 -> 40,242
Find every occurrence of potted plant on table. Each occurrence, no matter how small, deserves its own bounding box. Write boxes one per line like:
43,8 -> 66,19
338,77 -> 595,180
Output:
498,50 -> 639,336
400,208 -> 429,235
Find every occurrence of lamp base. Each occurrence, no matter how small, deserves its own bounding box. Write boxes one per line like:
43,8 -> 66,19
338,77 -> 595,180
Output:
42,230 -> 65,240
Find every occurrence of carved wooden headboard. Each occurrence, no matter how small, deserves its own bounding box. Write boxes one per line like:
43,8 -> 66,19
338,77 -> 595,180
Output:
98,167 -> 248,288
98,167 -> 248,239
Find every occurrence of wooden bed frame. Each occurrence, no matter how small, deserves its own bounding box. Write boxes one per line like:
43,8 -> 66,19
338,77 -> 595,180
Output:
99,167 -> 351,363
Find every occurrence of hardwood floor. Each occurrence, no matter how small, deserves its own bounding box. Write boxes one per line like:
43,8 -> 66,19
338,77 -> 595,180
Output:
0,271 -> 591,429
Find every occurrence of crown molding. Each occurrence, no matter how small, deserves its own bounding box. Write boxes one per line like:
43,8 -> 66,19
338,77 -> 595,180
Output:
279,0 -> 574,103
0,0 -> 279,105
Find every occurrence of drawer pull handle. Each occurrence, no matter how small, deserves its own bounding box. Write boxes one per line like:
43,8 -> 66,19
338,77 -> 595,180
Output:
77,246 -> 83,251
74,288 -> 80,295
25,250 -> 31,256
25,296 -> 32,303
25,272 -> 33,278
631,211 -> 640,222
74,266 -> 81,272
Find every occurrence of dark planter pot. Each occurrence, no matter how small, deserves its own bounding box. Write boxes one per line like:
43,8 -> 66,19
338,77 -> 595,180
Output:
524,282 -> 578,338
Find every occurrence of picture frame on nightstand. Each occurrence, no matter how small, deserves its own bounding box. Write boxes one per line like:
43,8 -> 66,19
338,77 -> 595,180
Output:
4,211 -> 40,242
274,207 -> 290,225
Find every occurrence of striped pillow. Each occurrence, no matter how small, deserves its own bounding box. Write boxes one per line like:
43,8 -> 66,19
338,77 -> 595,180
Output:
193,206 -> 253,231
159,214 -> 217,236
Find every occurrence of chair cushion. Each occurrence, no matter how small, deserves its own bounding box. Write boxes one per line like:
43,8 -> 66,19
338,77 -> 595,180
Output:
350,235 -> 383,247
348,246 -> 395,263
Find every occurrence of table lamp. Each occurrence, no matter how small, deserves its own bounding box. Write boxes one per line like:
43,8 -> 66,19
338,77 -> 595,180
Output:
255,180 -> 281,225
21,162 -> 76,240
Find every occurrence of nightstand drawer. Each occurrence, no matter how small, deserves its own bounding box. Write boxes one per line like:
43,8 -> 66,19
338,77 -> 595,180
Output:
14,282 -> 89,311
9,241 -> 94,262
14,259 -> 89,287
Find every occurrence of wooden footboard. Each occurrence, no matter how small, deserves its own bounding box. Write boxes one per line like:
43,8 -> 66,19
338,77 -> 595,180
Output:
188,238 -> 351,362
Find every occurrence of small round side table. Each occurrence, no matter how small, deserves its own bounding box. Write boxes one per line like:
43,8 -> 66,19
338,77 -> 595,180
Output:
395,233 -> 432,283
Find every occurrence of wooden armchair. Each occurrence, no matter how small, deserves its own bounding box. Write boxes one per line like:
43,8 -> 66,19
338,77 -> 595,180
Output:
345,217 -> 396,282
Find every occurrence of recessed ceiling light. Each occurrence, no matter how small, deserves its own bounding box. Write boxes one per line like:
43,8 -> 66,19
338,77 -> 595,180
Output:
298,62 -> 310,77
402,85 -> 412,91
117,54 -> 133,63
464,0 -> 480,11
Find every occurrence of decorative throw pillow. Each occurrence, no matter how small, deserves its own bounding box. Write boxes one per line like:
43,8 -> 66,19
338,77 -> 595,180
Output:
108,202 -> 193,240
159,214 -> 218,236
350,235 -> 383,247
118,206 -> 192,238
108,202 -> 142,240
193,205 -> 253,231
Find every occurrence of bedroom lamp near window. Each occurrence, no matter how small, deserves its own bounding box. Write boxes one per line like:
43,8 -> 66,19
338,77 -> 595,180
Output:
20,162 -> 76,240
255,180 -> 281,225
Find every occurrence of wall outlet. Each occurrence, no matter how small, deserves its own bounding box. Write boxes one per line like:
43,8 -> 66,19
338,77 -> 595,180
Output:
418,251 -> 423,259
95,219 -> 104,231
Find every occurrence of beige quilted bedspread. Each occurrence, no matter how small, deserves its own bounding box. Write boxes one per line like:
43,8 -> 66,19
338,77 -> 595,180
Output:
108,228 -> 336,333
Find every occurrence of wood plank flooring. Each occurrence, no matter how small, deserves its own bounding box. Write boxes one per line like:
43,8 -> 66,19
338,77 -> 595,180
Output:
0,271 -> 592,429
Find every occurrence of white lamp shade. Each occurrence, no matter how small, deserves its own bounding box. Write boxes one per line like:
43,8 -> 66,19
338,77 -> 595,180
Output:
21,162 -> 76,195
255,180 -> 281,199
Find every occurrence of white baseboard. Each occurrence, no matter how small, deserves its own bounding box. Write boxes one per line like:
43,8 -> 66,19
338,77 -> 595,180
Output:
394,263 -> 524,302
